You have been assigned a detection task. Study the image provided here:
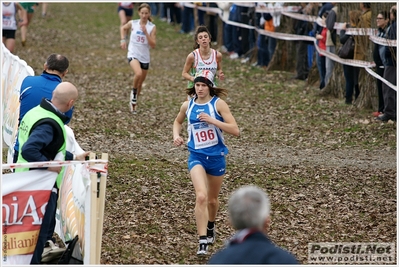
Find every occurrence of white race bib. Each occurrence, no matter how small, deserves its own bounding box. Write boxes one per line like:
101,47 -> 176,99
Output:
191,122 -> 219,149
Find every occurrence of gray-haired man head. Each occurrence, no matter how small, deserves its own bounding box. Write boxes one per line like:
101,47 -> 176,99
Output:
209,185 -> 298,264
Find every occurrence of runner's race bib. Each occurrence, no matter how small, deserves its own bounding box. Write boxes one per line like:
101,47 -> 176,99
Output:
191,122 -> 219,149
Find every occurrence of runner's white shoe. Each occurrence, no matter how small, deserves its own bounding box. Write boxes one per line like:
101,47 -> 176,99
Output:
197,240 -> 208,255
207,226 -> 216,244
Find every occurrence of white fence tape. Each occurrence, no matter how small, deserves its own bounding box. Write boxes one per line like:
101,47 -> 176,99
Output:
365,67 -> 397,91
369,35 -> 397,47
181,3 -> 397,91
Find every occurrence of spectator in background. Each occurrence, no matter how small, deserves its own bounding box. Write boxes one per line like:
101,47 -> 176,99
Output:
254,2 -> 277,69
324,2 -> 338,88
311,4 -> 333,48
316,11 -> 329,89
13,53 -> 72,164
148,2 -> 158,16
239,4 -> 256,63
271,2 -> 284,29
377,5 -> 396,122
311,3 -> 333,87
165,3 -> 182,25
19,2 -> 39,47
217,2 -> 232,54
2,2 -> 27,53
372,10 -> 390,117
254,4 -> 268,69
118,2 -> 134,27
359,3 -> 372,27
180,3 -> 194,34
293,3 -> 315,80
205,3 -> 218,45
264,2 -> 281,68
307,34 -> 315,69
227,4 -> 242,59
340,10 -> 362,105
195,2 -> 206,27
159,2 -> 167,21
208,185 -> 298,264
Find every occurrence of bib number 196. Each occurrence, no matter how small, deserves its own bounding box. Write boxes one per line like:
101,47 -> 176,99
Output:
195,129 -> 215,142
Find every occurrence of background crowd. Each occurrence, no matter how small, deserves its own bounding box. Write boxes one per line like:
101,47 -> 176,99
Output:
4,2 -> 396,122
2,2 -> 397,130
113,2 -> 396,121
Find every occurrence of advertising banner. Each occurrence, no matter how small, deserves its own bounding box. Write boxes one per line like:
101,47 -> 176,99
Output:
2,170 -> 57,265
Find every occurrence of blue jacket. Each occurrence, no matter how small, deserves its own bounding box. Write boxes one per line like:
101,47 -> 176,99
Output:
311,3 -> 333,36
208,231 -> 299,264
14,71 -> 74,152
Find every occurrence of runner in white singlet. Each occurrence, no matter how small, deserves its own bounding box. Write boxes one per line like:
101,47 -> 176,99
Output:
2,2 -> 27,53
120,3 -> 156,114
182,25 -> 224,99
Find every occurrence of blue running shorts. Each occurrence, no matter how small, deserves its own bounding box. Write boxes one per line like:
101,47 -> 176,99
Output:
188,151 -> 226,176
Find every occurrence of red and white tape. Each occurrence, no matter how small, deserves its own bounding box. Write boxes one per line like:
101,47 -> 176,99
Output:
2,159 -> 108,173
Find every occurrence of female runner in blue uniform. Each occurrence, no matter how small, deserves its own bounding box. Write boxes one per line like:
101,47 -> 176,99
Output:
173,70 -> 239,255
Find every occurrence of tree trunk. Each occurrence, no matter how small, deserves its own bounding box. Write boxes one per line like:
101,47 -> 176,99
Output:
193,6 -> 199,29
268,13 -> 297,72
217,15 -> 223,48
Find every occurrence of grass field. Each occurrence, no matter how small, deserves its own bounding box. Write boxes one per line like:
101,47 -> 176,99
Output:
6,3 -> 397,264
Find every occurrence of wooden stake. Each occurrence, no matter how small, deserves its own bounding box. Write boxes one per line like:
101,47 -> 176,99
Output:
89,152 -> 97,264
96,153 -> 108,264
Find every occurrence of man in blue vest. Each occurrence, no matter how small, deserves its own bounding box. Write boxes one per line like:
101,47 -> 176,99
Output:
208,185 -> 298,264
16,82 -> 90,264
13,53 -> 72,163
